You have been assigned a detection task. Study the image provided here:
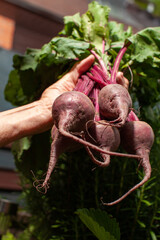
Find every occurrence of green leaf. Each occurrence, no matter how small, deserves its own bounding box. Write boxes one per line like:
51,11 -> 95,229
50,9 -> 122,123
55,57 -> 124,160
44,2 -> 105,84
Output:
4,42 -> 79,106
13,51 -> 38,71
150,230 -> 157,240
12,137 -> 31,160
76,208 -> 120,240
4,69 -> 28,106
109,21 -> 132,43
87,1 -> 110,25
81,1 -> 110,50
141,199 -> 153,206
51,37 -> 91,59
137,220 -> 146,228
128,27 -> 160,64
59,13 -> 82,39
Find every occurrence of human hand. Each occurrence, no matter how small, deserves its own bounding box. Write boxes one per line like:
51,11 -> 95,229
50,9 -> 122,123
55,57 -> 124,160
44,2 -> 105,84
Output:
41,55 -> 129,110
40,55 -> 95,109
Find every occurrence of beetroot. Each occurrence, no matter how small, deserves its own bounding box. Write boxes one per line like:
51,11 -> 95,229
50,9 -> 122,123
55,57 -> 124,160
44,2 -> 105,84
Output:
35,91 -> 140,193
98,84 -> 132,127
85,121 -> 120,167
34,125 -> 82,193
52,91 -> 95,133
52,91 -> 139,158
102,120 -> 154,206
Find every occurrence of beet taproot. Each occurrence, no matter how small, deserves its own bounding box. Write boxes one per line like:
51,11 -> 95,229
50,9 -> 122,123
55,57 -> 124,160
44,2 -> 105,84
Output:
85,121 -> 120,167
98,84 -> 132,127
102,120 -> 154,206
34,125 -> 82,193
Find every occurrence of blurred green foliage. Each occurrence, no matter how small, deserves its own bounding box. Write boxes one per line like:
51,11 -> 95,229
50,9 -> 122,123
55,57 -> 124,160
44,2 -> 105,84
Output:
134,0 -> 160,17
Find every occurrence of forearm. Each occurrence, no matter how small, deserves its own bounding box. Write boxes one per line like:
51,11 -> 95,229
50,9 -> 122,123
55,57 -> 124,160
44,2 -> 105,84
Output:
0,100 -> 53,147
0,55 -> 95,147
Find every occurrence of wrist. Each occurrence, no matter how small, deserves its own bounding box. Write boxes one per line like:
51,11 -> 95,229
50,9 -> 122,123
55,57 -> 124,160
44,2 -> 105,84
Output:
38,99 -> 53,129
0,100 -> 54,147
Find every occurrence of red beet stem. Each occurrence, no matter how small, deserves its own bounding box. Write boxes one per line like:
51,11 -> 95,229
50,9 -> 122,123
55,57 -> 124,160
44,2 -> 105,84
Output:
90,50 -> 108,79
102,39 -> 106,54
110,42 -> 131,84
87,72 -> 106,87
90,67 -> 105,83
94,87 -> 101,121
74,77 -> 83,91
93,65 -> 110,83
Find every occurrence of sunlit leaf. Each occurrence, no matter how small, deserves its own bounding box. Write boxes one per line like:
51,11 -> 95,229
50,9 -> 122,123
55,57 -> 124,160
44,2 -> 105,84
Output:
150,230 -> 157,240
137,220 -> 146,228
76,208 -> 120,240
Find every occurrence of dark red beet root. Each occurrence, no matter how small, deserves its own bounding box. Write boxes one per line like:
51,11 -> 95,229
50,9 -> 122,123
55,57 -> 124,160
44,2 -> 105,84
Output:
120,121 -> 154,154
52,91 -> 95,133
52,91 -> 140,158
102,120 -> 154,206
85,121 -> 120,167
98,84 -> 132,127
34,126 -> 82,193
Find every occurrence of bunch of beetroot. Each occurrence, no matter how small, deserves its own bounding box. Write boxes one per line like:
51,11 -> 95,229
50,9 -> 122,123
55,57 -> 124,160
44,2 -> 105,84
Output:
35,42 -> 154,206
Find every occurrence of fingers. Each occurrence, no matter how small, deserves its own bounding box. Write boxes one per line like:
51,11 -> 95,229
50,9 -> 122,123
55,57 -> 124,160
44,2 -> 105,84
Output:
41,55 -> 95,103
53,55 -> 95,92
116,72 -> 129,89
67,54 -> 95,86
72,54 -> 95,76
